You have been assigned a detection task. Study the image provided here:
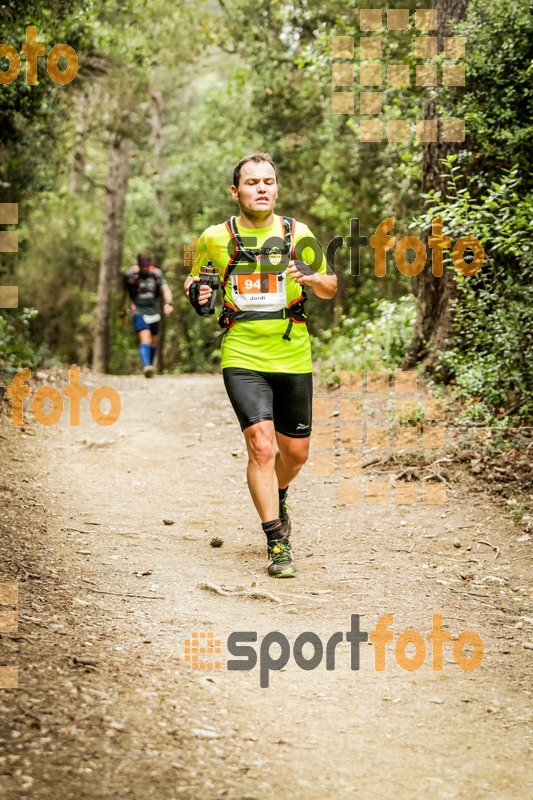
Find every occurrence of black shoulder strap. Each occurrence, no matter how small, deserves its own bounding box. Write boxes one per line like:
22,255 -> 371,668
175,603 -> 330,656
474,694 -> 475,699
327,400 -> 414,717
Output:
224,216 -> 295,285
282,216 -> 296,259
227,216 -> 245,251
223,216 -> 257,284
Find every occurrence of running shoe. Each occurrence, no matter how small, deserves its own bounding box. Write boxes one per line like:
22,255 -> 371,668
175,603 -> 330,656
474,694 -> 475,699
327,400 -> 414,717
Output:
143,365 -> 155,378
267,537 -> 296,578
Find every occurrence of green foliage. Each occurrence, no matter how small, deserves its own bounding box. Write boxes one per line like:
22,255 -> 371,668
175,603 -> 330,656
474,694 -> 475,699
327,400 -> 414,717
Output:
16,190 -> 101,364
395,398 -> 426,427
0,0 -> 97,198
164,293 -> 223,374
455,0 -> 533,184
313,295 -> 416,384
0,308 -> 45,371
416,157 -> 533,419
108,298 -> 139,375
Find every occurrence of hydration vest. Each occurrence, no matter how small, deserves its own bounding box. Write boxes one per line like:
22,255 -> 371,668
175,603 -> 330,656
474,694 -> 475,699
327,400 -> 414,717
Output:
127,265 -> 162,298
219,216 -> 308,341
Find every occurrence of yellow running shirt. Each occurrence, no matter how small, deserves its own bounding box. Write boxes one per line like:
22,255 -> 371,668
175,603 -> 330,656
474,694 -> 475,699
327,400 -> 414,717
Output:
191,215 -> 327,373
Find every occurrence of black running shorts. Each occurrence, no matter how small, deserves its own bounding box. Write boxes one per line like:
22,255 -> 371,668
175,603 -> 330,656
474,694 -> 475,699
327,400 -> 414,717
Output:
222,368 -> 313,438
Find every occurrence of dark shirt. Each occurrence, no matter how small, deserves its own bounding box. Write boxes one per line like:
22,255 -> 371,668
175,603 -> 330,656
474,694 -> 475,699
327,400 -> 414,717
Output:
123,266 -> 167,316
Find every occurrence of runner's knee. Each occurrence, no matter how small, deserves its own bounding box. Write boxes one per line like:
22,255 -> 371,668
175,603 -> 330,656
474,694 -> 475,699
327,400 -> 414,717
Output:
246,429 -> 277,467
282,440 -> 309,468
294,446 -> 309,468
278,434 -> 310,464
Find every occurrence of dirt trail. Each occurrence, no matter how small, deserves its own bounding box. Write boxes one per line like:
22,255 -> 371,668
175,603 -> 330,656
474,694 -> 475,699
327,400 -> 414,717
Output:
1,373 -> 532,800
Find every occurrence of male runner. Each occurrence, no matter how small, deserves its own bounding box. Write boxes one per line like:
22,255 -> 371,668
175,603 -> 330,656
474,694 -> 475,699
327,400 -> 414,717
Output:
120,252 -> 173,377
184,153 -> 336,577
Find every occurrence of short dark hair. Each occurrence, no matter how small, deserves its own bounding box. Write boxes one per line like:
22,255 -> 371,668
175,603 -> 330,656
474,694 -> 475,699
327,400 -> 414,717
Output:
137,252 -> 151,264
232,152 -> 277,188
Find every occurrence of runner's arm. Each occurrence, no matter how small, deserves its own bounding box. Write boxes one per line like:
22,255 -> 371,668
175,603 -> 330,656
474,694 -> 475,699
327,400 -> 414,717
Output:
287,224 -> 337,299
286,265 -> 337,298
184,233 -> 213,305
161,282 -> 173,313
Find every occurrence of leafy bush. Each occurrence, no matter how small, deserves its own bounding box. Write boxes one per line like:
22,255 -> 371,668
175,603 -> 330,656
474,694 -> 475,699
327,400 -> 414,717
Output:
312,295 -> 416,383
416,157 -> 533,419
454,0 -> 533,184
0,308 -> 46,373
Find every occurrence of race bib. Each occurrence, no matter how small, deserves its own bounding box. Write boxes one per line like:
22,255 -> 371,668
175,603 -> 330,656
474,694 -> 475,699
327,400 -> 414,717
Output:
230,271 -> 286,311
230,251 -> 287,311
143,313 -> 161,324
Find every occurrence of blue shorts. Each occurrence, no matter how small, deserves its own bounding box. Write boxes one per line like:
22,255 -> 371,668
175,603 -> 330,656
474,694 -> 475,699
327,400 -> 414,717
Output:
133,313 -> 160,335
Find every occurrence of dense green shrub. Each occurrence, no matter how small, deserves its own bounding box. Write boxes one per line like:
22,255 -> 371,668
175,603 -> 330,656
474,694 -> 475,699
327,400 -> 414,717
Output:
313,295 -> 416,383
416,158 -> 533,419
0,308 -> 45,372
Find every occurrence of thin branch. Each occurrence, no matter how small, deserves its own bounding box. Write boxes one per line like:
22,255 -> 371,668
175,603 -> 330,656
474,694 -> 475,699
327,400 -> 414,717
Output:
84,587 -> 165,600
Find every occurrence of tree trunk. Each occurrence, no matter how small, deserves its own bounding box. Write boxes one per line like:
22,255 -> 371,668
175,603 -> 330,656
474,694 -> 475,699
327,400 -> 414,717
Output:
150,87 -> 167,372
150,88 -> 166,267
93,131 -> 131,373
403,0 -> 469,372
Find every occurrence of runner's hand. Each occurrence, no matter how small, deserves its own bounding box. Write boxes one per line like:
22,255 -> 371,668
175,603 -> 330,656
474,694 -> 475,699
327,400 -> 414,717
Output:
286,260 -> 317,287
186,277 -> 212,305
163,302 -> 174,316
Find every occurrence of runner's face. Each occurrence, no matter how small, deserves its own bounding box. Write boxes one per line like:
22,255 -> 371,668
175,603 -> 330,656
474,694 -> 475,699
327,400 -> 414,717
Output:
231,161 -> 278,217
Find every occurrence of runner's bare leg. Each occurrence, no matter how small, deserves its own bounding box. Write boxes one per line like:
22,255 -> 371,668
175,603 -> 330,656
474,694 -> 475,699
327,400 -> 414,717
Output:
243,423 -> 310,522
243,421 -> 279,521
275,431 -> 310,490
